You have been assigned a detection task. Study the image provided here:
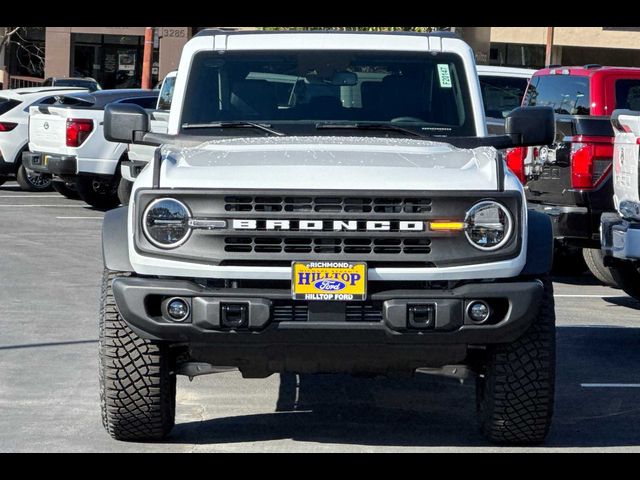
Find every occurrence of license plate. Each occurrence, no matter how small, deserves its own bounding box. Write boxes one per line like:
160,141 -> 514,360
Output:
292,261 -> 367,301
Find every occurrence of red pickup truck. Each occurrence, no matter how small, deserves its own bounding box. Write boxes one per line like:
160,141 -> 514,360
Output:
506,65 -> 640,285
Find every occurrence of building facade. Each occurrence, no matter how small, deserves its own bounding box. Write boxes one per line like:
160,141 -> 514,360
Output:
5,27 -> 640,90
0,27 -> 206,89
488,27 -> 640,69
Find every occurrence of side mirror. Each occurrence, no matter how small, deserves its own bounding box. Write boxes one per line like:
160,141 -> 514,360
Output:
505,106 -> 555,147
104,103 -> 149,143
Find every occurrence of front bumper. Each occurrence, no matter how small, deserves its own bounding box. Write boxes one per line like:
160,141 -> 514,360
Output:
22,151 -> 76,176
601,212 -> 640,261
528,202 -> 598,247
112,277 -> 543,372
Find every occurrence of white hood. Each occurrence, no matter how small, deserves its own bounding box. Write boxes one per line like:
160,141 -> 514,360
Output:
156,136 -> 500,191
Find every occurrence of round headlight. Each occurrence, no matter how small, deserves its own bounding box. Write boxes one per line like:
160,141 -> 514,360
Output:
143,198 -> 192,249
464,201 -> 513,251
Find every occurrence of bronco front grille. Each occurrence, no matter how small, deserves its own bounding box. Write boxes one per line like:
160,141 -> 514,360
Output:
224,196 -> 432,214
134,189 -> 523,268
224,237 -> 431,255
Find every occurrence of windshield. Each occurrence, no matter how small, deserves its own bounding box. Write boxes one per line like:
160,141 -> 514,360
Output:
524,74 -> 590,115
180,50 -> 475,136
479,75 -> 529,119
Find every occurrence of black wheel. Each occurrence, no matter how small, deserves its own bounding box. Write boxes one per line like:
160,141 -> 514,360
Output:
51,180 -> 81,200
117,178 -> 133,206
583,248 -> 619,287
0,175 -> 8,186
476,277 -> 556,445
76,176 -> 121,210
100,269 -> 176,441
16,164 -> 52,192
610,263 -> 640,301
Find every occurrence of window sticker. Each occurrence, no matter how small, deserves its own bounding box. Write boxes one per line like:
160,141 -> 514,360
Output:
437,64 -> 453,88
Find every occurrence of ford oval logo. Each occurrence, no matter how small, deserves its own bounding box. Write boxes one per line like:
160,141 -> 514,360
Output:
314,279 -> 346,291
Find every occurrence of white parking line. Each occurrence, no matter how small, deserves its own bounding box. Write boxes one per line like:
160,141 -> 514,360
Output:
0,195 -> 61,198
555,294 -> 621,298
56,216 -> 103,219
581,383 -> 640,388
0,205 -> 87,207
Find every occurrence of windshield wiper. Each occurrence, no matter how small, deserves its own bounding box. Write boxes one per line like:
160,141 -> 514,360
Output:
181,121 -> 285,136
316,122 -> 424,138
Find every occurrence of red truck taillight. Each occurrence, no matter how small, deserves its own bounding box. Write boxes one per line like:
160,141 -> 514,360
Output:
505,147 -> 527,184
569,135 -> 613,189
66,119 -> 93,147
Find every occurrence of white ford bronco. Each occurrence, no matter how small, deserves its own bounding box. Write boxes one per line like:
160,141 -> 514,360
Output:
100,29 -> 557,444
600,110 -> 640,299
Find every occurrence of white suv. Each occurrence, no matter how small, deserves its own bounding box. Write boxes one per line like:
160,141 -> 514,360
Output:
0,87 -> 87,191
99,30 -> 558,445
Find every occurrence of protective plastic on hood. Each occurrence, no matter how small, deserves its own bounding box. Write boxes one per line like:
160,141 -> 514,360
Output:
155,136 -> 501,191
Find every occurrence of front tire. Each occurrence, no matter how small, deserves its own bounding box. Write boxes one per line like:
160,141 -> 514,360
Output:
16,165 -> 52,192
76,176 -> 121,210
100,269 -> 176,441
476,277 -> 556,445
583,248 -> 619,287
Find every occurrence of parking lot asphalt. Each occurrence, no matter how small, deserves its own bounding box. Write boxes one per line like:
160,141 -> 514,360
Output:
1,180 -> 640,452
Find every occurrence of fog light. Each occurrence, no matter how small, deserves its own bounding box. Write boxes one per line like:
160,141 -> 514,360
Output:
467,301 -> 490,324
167,298 -> 189,322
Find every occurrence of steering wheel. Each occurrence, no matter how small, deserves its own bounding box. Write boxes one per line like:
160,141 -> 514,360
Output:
390,117 -> 423,123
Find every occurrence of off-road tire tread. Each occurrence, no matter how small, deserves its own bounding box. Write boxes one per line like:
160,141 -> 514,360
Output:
477,277 -> 556,445
99,269 -> 176,441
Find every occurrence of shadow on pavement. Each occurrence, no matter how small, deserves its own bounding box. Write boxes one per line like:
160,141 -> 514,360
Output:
169,326 -> 640,448
0,339 -> 97,350
605,297 -> 640,311
551,274 -> 605,287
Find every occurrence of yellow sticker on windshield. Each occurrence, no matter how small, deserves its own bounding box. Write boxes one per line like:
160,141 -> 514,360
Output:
438,64 -> 453,88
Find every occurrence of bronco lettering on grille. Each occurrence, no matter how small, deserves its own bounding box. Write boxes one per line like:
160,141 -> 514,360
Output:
231,219 -> 425,232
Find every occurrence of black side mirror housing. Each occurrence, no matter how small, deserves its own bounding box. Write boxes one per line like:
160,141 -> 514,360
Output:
104,103 -> 149,143
505,106 -> 555,147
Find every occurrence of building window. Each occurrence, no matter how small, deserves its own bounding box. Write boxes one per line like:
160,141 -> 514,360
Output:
71,33 -> 159,89
489,42 -> 545,69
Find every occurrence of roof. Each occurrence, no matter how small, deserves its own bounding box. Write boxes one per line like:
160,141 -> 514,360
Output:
476,65 -> 536,78
0,86 -> 89,100
48,77 -> 99,82
54,89 -> 159,109
194,28 -> 459,39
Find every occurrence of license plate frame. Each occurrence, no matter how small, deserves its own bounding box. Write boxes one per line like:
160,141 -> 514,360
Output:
291,261 -> 367,301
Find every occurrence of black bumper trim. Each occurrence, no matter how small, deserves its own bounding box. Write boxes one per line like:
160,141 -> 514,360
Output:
527,202 -> 598,246
22,151 -> 76,176
112,277 -> 544,347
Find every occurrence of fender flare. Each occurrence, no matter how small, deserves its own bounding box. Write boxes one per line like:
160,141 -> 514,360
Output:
102,206 -> 133,272
521,209 -> 554,276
